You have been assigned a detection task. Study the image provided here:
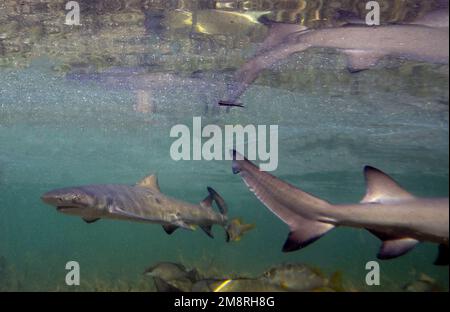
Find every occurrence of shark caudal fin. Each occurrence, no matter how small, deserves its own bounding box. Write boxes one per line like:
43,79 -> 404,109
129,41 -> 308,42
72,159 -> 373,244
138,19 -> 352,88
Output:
361,166 -> 420,260
199,187 -> 229,239
231,150 -> 335,252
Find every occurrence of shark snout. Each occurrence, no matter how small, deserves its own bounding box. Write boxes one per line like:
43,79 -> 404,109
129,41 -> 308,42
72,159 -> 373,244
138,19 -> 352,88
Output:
41,191 -> 62,206
40,187 -> 93,209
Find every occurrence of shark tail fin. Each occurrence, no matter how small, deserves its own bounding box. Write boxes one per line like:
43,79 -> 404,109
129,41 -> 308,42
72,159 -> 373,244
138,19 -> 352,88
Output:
200,187 -> 228,239
231,150 -> 335,252
201,187 -> 228,216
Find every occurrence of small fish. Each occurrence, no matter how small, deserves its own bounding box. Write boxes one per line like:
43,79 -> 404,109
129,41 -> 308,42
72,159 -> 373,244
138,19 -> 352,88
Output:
144,262 -> 199,292
225,218 -> 255,242
260,263 -> 328,291
192,264 -> 336,292
144,262 -> 199,282
218,100 -> 245,108
232,150 -> 449,264
147,260 -> 341,292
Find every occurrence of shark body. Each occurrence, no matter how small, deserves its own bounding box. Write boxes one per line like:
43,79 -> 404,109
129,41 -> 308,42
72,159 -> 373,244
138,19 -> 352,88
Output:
41,175 -> 228,238
225,9 -> 449,103
232,151 -> 449,264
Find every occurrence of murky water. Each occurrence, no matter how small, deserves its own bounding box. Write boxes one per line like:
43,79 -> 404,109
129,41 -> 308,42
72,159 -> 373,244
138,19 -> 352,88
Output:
0,0 -> 448,291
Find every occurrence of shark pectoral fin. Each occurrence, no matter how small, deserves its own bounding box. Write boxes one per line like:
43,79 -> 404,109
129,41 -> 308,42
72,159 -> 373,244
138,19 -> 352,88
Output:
361,166 -> 415,204
345,50 -> 384,73
283,220 -> 335,252
137,174 -> 161,192
82,217 -> 100,224
200,225 -> 214,239
377,237 -> 419,260
369,230 -> 419,259
162,225 -> 179,235
434,244 -> 449,266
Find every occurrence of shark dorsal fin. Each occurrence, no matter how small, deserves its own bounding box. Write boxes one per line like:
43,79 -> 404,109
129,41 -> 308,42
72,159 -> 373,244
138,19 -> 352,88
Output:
361,166 -> 415,203
137,174 -> 160,192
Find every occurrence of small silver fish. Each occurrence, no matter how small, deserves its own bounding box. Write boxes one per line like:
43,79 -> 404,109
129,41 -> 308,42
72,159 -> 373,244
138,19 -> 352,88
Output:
260,263 -> 328,291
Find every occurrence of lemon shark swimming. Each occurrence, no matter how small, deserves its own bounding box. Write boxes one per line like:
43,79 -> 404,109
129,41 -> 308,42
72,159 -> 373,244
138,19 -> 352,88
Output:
231,151 -> 449,265
224,8 -> 449,103
41,174 -> 244,240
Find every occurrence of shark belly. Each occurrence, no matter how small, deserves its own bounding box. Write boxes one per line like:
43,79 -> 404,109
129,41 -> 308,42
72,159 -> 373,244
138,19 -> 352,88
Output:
330,199 -> 449,244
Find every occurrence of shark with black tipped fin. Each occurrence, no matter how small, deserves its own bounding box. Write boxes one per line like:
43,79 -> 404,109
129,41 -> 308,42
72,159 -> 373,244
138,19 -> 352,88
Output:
231,151 -> 449,264
41,174 -> 231,239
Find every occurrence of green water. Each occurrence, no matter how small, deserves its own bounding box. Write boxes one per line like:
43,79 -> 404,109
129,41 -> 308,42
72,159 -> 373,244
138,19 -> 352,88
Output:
0,0 -> 449,292
0,58 -> 448,291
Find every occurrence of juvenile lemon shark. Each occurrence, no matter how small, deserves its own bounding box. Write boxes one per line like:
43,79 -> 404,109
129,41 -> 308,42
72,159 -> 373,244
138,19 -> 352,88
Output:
41,174 -> 231,239
231,151 -> 449,265
224,8 -> 449,103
